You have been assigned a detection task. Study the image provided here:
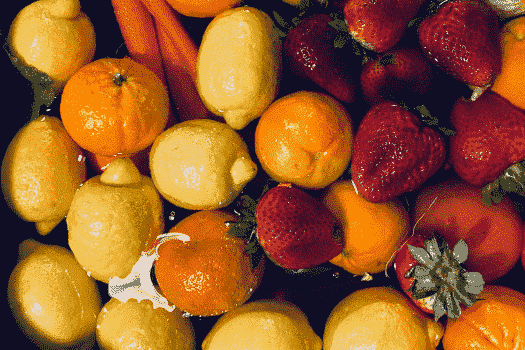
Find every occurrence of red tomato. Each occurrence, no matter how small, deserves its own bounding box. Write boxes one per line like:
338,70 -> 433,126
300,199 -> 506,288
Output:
411,177 -> 523,284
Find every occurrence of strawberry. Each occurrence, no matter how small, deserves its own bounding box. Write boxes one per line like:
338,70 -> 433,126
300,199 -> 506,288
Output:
343,0 -> 426,53
360,47 -> 434,106
284,13 -> 357,103
350,102 -> 446,203
394,231 -> 485,321
418,0 -> 501,88
228,183 -> 343,270
448,90 -> 525,205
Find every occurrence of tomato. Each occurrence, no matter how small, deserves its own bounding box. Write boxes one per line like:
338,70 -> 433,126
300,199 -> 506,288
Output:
411,176 -> 523,284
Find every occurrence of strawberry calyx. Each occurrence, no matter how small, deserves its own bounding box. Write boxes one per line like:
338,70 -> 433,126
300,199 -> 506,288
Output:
407,0 -> 446,30
399,102 -> 456,137
405,232 -> 485,321
226,179 -> 277,270
272,0 -> 376,64
482,160 -> 525,206
272,0 -> 329,39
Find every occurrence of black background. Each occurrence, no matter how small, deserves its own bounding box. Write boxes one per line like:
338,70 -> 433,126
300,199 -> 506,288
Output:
2,1 -> 525,349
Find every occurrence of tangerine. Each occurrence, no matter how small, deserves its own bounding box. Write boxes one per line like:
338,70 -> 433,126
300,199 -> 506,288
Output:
491,16 -> 525,109
60,57 -> 169,156
254,91 -> 353,189
321,180 -> 410,276
154,210 -> 265,316
165,0 -> 243,18
443,285 -> 525,349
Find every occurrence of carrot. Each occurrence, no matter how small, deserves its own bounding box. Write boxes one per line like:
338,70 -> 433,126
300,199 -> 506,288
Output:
111,0 -> 167,87
139,0 -> 198,83
154,17 -> 213,122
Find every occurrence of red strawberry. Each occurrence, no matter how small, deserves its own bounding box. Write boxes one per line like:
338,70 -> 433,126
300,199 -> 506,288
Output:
418,0 -> 501,88
343,0 -> 426,53
284,13 -> 357,103
350,102 -> 446,203
360,47 -> 434,105
228,182 -> 343,270
255,183 -> 343,270
394,231 -> 485,321
448,90 -> 525,205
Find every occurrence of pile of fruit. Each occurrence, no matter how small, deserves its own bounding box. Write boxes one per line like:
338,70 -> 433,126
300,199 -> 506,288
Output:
3,0 -> 525,349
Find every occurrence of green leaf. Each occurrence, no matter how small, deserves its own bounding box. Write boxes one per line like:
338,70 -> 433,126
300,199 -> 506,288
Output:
433,294 -> 447,321
439,126 -> 456,136
328,18 -> 348,33
452,239 -> 468,264
463,272 -> 485,294
407,244 -> 434,268
412,265 -> 432,279
334,33 -> 351,49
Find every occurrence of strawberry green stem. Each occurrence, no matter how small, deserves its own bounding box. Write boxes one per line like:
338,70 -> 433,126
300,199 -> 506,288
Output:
482,160 -> 525,206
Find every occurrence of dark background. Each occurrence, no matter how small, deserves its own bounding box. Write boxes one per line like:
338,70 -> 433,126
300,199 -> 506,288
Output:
2,1 -> 525,349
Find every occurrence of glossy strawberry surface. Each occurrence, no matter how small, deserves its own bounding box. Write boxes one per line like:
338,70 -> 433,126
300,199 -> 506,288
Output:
418,0 -> 501,87
284,13 -> 357,103
449,91 -> 525,187
255,184 -> 343,270
351,102 -> 446,203
344,0 -> 426,53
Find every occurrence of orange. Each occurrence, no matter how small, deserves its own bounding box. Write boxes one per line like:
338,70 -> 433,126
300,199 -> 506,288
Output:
165,0 -> 243,17
154,210 -> 265,316
254,91 -> 354,189
321,180 -> 410,276
60,57 -> 170,156
491,16 -> 525,109
443,285 -> 525,349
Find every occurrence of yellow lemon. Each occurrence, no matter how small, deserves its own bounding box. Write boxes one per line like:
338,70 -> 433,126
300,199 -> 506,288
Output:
149,119 -> 257,210
324,287 -> 443,350
8,0 -> 96,92
96,296 -> 195,350
1,116 -> 86,235
202,299 -> 322,350
197,7 -> 282,130
7,239 -> 102,349
67,158 -> 164,284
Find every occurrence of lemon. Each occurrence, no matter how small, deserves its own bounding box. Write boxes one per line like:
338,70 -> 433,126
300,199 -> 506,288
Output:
196,7 -> 282,130
202,299 -> 322,350
7,239 -> 102,349
323,287 -> 443,350
8,0 -> 96,92
96,296 -> 195,350
149,119 -> 257,210
67,158 -> 164,284
1,116 -> 87,235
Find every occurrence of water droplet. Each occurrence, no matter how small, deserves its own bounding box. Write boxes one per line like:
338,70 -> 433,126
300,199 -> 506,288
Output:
168,211 -> 176,221
182,312 -> 192,318
87,271 -> 91,277
333,272 -> 339,278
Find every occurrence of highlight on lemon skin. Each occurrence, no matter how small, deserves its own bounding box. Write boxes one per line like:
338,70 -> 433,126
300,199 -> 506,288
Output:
8,240 -> 102,350
8,0 -> 96,92
67,158 -> 164,284
149,119 -> 258,210
1,116 -> 86,236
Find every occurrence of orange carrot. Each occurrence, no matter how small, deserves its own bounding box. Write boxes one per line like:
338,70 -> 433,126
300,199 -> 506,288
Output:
111,0 -> 167,87
154,16 -> 214,122
139,0 -> 198,83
